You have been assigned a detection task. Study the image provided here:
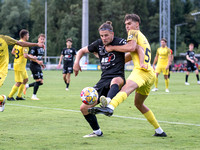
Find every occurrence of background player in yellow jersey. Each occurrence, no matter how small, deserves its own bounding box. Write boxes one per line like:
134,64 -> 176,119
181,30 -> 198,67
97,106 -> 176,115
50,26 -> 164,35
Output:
151,38 -> 171,92
7,29 -> 38,101
0,34 -> 44,111
88,14 -> 167,137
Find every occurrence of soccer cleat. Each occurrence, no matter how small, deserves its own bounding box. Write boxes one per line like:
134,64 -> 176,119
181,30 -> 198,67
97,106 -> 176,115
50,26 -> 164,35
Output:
153,132 -> 167,137
197,81 -> 200,85
31,95 -> 40,100
185,82 -> 190,85
151,88 -> 158,92
7,97 -> 15,101
66,88 -> 69,91
16,96 -> 25,100
165,89 -> 169,93
0,95 -> 6,112
83,132 -> 103,138
100,96 -> 111,107
88,107 -> 113,117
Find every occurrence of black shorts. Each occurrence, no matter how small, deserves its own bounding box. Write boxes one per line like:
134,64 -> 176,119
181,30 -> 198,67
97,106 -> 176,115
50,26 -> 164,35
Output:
93,76 -> 125,104
30,65 -> 43,80
63,65 -> 73,74
187,63 -> 197,72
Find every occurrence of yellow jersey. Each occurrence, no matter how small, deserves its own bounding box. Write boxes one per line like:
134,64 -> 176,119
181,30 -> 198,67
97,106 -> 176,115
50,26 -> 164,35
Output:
0,35 -> 17,75
13,39 -> 29,71
156,46 -> 170,67
127,30 -> 152,71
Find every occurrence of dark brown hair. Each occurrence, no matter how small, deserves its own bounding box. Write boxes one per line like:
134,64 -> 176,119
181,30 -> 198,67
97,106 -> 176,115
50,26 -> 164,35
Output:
98,21 -> 113,32
66,38 -> 72,42
124,14 -> 141,24
38,33 -> 45,39
19,29 -> 29,38
161,38 -> 167,43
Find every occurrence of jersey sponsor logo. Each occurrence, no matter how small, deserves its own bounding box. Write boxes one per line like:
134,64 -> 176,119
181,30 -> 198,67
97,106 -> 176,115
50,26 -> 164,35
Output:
101,53 -> 115,65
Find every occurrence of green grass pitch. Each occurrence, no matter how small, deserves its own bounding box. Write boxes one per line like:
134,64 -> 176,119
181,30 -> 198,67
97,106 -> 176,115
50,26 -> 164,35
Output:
0,70 -> 200,150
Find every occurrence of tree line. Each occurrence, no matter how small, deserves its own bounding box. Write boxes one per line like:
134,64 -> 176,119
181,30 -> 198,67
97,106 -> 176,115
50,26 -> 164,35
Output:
0,0 -> 200,63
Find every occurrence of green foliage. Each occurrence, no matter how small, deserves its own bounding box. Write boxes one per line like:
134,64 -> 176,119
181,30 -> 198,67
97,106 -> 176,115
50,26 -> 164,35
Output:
0,0 -> 199,58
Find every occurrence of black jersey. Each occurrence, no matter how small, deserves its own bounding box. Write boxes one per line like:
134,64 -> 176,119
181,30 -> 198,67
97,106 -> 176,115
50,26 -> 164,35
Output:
88,37 -> 126,79
186,50 -> 195,65
61,47 -> 76,66
30,47 -> 45,67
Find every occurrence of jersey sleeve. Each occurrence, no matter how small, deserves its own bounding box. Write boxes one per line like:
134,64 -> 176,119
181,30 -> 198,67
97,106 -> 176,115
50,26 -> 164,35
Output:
61,49 -> 64,55
23,47 -> 29,54
127,30 -> 138,42
88,40 -> 99,53
4,35 -> 17,45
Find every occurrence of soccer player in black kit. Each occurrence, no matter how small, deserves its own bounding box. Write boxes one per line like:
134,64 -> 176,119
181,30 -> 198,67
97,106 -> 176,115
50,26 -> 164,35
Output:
23,34 -> 46,100
185,43 -> 200,85
58,38 -> 76,91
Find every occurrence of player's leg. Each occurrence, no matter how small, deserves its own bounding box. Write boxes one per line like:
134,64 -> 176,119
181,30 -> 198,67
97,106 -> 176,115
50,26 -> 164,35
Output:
24,66 -> 37,94
31,79 -> 43,100
81,100 -> 103,138
89,79 -> 138,116
194,67 -> 200,84
134,92 -> 167,137
66,73 -> 71,90
185,71 -> 190,85
100,77 -> 124,107
7,71 -> 22,100
152,72 -> 159,91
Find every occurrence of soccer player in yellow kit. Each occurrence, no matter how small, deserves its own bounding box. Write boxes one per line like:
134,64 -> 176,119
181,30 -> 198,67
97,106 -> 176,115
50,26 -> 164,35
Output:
88,14 -> 167,137
152,38 -> 171,92
0,34 -> 44,111
7,29 -> 39,101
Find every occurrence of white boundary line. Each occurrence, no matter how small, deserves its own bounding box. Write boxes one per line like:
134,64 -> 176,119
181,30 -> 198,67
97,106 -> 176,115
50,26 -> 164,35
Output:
7,103 -> 200,127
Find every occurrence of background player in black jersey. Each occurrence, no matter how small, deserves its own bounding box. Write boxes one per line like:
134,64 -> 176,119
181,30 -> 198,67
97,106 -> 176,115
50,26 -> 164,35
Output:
23,34 -> 46,100
58,38 -> 76,91
185,43 -> 200,85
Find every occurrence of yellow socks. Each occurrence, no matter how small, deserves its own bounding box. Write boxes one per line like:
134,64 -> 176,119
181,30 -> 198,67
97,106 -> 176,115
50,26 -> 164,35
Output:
109,92 -> 127,108
17,84 -> 25,97
143,110 -> 160,129
0,95 -> 4,102
155,77 -> 158,88
165,79 -> 169,89
8,85 -> 18,98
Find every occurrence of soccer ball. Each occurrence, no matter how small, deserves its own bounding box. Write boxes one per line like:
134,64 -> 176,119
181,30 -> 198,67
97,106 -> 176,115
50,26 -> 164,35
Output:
80,87 -> 98,105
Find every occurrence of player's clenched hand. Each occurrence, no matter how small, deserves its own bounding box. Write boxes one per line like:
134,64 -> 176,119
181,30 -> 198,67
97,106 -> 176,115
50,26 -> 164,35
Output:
140,64 -> 148,71
73,63 -> 82,76
37,43 -> 45,49
105,45 -> 113,52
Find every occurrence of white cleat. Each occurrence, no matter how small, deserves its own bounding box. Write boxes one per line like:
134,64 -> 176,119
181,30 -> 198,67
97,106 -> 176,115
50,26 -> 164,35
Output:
197,81 -> 200,85
66,88 -> 69,91
151,88 -> 158,92
100,96 -> 111,107
165,89 -> 169,93
185,82 -> 190,85
83,132 -> 103,138
0,95 -> 6,112
31,95 -> 40,100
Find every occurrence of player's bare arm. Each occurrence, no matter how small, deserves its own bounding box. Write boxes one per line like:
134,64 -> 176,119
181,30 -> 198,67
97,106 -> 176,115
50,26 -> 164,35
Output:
17,41 -> 44,49
125,53 -> 132,63
186,55 -> 195,63
58,55 -> 64,68
11,47 -> 16,55
23,53 -> 37,61
152,54 -> 158,70
73,46 -> 89,76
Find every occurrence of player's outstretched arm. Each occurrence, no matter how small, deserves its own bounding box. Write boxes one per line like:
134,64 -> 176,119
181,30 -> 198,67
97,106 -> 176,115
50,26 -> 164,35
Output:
152,54 -> 158,70
105,40 -> 137,53
58,55 -> 63,68
16,41 -> 44,48
73,46 -> 89,76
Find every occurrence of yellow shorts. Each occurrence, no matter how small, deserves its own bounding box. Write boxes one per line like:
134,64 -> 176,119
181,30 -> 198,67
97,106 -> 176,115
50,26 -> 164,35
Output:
127,69 -> 155,95
14,70 -> 28,82
155,66 -> 169,75
0,72 -> 7,87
